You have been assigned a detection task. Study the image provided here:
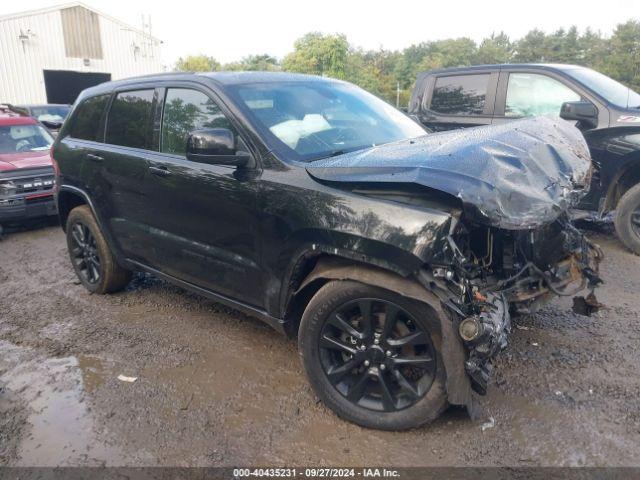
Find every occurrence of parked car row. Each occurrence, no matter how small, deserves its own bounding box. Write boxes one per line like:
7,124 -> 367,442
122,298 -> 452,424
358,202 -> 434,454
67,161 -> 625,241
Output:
52,71 -> 602,430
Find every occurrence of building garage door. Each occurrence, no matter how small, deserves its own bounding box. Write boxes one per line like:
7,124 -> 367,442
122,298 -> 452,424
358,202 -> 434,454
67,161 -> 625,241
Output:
43,70 -> 111,104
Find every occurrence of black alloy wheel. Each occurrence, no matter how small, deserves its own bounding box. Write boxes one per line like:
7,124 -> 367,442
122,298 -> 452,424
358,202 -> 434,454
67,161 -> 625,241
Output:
65,205 -> 132,294
318,298 -> 437,412
69,221 -> 102,284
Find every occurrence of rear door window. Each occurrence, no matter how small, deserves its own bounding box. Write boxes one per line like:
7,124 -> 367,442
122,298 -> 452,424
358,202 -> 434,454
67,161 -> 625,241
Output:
430,74 -> 490,115
505,73 -> 580,117
160,88 -> 235,155
68,94 -> 109,141
105,89 -> 156,150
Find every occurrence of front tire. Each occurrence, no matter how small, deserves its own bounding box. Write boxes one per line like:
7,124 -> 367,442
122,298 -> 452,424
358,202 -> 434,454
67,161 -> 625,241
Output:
614,183 -> 640,256
66,205 -> 132,294
298,280 -> 447,430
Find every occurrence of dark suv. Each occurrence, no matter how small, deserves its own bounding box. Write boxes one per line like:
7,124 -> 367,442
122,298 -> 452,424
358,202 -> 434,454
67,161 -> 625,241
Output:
53,72 -> 601,430
409,64 -> 640,254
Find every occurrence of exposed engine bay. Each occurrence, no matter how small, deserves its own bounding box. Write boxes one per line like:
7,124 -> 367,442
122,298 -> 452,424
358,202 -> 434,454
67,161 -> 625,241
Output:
422,214 -> 603,395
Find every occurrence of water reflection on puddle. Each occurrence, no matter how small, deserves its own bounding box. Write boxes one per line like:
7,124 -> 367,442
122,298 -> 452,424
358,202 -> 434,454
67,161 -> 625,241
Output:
77,354 -> 108,393
0,341 -> 121,466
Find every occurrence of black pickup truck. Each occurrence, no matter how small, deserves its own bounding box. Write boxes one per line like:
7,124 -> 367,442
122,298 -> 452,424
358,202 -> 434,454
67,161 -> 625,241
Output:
409,64 -> 640,255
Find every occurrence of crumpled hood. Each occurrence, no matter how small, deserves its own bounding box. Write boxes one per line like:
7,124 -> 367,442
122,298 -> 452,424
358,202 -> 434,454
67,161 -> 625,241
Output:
306,116 -> 592,230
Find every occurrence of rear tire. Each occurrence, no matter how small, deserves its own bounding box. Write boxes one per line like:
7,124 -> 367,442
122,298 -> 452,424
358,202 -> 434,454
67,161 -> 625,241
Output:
66,205 -> 132,294
614,183 -> 640,256
298,280 -> 447,430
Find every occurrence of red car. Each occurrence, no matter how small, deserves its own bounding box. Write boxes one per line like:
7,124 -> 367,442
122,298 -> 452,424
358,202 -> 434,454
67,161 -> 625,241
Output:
0,105 -> 57,236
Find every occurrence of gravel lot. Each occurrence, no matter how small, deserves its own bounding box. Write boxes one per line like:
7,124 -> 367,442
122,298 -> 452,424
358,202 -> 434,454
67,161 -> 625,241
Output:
1,222 -> 639,467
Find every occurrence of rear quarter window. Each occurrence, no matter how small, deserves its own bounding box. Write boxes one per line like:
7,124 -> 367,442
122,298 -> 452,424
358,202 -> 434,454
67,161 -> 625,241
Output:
429,74 -> 490,115
68,94 -> 110,141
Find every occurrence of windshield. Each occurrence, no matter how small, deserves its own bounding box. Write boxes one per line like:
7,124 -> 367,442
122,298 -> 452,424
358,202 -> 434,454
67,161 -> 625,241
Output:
565,67 -> 640,108
0,125 -> 54,154
228,81 -> 426,162
30,105 -> 71,123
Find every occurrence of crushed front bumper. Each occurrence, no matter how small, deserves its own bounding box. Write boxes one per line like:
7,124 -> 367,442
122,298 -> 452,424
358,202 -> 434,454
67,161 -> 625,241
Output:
500,223 -> 603,315
458,292 -> 510,395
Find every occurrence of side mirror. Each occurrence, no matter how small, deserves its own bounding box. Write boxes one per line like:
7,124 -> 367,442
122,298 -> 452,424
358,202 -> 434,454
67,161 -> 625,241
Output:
186,128 -> 251,167
40,120 -> 63,130
560,101 -> 598,128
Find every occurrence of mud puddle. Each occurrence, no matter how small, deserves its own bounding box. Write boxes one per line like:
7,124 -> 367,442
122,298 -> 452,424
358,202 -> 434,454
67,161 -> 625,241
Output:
0,340 -> 123,466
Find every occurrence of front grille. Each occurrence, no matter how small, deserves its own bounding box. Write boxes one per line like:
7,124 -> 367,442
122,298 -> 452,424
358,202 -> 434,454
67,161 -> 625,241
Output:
0,166 -> 55,197
15,176 -> 55,194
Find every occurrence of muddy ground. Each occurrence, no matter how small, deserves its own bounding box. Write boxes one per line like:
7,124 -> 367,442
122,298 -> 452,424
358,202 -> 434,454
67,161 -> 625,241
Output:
0,222 -> 639,467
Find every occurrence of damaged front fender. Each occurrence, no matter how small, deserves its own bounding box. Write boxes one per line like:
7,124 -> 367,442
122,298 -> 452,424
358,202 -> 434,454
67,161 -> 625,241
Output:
296,257 -> 478,416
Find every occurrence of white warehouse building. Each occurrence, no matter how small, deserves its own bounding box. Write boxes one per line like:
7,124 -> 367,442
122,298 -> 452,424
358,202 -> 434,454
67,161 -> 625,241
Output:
0,2 -> 163,105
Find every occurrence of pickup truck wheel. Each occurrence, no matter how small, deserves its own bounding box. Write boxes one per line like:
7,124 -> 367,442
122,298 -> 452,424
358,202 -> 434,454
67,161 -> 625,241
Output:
66,205 -> 132,294
614,183 -> 640,256
298,280 -> 447,430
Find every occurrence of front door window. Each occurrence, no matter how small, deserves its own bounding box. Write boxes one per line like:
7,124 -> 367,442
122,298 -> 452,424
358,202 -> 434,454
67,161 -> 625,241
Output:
160,88 -> 235,156
505,73 -> 580,117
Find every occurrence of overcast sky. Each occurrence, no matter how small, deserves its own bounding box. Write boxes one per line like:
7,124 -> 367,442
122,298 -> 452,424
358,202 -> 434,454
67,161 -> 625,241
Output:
2,0 -> 637,67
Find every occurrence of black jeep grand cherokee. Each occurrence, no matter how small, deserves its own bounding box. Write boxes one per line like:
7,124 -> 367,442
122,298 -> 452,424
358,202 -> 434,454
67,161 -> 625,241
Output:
53,72 -> 601,430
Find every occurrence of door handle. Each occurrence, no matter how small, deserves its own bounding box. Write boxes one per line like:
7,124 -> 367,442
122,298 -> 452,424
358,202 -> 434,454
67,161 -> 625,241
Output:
86,153 -> 104,162
149,166 -> 171,177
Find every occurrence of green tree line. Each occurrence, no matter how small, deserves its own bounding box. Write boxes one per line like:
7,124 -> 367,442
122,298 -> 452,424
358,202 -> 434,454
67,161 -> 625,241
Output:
174,20 -> 640,106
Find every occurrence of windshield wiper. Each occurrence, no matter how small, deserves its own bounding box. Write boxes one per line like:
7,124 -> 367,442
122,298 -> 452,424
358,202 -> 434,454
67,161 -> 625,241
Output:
327,149 -> 347,157
307,145 -> 376,163
325,145 -> 374,159
308,148 -> 356,162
